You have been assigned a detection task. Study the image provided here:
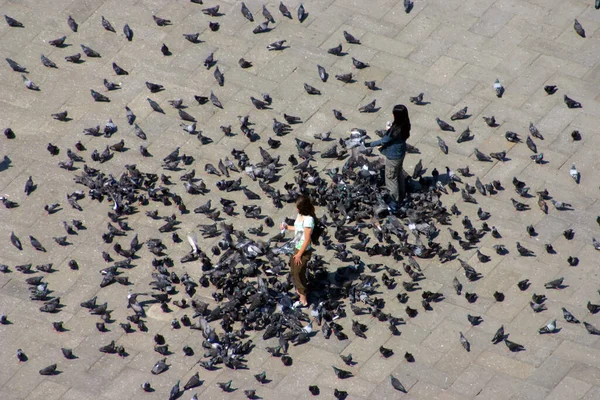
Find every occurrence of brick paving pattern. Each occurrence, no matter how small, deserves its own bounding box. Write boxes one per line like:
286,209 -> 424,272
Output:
1,0 -> 600,399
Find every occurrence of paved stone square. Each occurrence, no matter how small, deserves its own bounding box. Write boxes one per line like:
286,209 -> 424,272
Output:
1,0 -> 600,399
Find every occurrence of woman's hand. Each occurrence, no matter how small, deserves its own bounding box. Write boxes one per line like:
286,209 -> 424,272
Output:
292,252 -> 303,266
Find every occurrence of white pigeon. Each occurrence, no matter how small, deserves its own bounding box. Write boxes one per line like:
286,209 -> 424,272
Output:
187,234 -> 199,254
570,164 -> 580,184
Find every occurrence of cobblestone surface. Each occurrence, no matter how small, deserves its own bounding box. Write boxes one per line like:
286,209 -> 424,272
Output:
1,0 -> 600,399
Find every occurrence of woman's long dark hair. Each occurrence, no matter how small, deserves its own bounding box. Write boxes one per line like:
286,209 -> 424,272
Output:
389,104 -> 411,141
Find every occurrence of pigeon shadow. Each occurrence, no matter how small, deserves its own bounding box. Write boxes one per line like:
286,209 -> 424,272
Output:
0,156 -> 12,172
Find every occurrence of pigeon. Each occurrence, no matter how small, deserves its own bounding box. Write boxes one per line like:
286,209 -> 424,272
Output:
309,385 -> 320,395
352,57 -> 369,69
29,236 -> 46,252
457,127 -> 473,143
183,33 -> 200,43
16,349 -> 26,362
39,364 -> 57,375
504,339 -> 524,352
10,231 -> 22,250
482,116 -> 496,127
450,107 -> 468,120
343,31 -> 360,44
574,19 -> 585,38
279,2 -> 292,19
585,322 -> 600,335
113,62 -> 128,75
494,79 -> 504,97
296,3 -> 307,22
564,95 -> 581,108
459,332 -> 470,352
390,375 -> 407,392
91,90 -> 110,102
147,98 -> 164,113
241,2 -> 254,21
359,99 -> 377,113
328,44 -> 343,56
404,0 -> 414,13
437,136 -> 448,154
210,91 -> 223,108
492,325 -> 505,344
239,58 -> 252,68
67,15 -> 78,32
524,136 -> 537,153
410,93 -> 425,105
474,148 -> 492,162
529,122 -> 543,140
5,15 -> 24,27
184,373 -> 202,390
214,67 -> 224,86
570,164 -> 580,184
267,40 -> 286,50
202,5 -> 220,16
304,83 -> 321,95
263,5 -> 276,23
101,16 -> 115,32
562,307 -> 580,323
436,118 -> 455,131
254,371 -> 267,383
22,74 -> 39,90
161,43 -> 171,56
217,380 -> 233,392
332,365 -> 352,379
151,358 -> 168,374
544,277 -> 564,289
340,353 -> 353,365
81,44 -> 101,57
153,15 -> 171,26
123,24 -> 133,41
335,73 -> 353,83
364,80 -> 378,90
6,58 -> 27,72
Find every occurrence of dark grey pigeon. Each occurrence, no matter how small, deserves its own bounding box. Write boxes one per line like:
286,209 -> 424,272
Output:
241,2 -> 254,21
81,44 -> 101,57
436,118 -> 455,131
147,98 -> 164,113
6,58 -> 27,72
49,36 -> 67,47
5,15 -> 24,27
101,16 -> 115,32
390,375 -> 407,392
10,231 -> 22,250
67,15 -> 78,32
279,2 -> 292,19
123,24 -> 133,41
263,5 -> 275,23
41,54 -> 57,68
574,19 -> 585,38
343,31 -> 360,44
39,364 -> 57,375
298,3 -> 307,22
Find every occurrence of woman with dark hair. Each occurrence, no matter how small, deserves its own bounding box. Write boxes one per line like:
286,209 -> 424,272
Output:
365,104 -> 411,212
280,195 -> 315,306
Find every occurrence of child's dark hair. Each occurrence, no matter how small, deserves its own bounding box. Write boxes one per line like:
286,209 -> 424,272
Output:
296,195 -> 315,217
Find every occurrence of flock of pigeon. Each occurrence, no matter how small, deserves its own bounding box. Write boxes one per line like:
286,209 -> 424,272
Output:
2,1 -> 600,399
